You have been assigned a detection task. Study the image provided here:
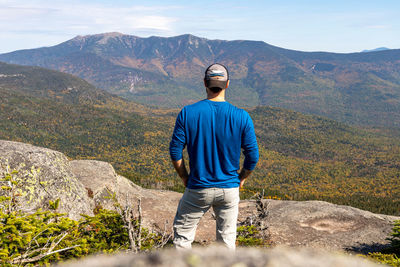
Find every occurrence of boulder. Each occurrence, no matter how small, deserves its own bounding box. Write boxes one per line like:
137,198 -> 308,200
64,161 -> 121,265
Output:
58,246 -> 381,267
0,140 -> 93,219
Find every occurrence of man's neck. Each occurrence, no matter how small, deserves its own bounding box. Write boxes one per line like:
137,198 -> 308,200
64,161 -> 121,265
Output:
207,90 -> 226,102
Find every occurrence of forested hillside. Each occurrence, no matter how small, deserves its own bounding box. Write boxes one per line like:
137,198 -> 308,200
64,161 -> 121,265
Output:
1,62 -> 399,215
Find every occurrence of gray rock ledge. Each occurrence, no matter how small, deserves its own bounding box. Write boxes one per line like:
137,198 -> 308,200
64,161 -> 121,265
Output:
57,246 -> 382,267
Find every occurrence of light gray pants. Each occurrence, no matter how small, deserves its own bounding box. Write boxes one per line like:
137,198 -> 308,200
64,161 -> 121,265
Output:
173,187 -> 240,250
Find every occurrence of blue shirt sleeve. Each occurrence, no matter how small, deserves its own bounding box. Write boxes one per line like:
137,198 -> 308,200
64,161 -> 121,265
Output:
169,109 -> 186,161
241,112 -> 259,170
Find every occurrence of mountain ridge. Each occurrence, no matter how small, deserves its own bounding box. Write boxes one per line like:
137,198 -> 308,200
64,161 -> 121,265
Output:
1,33 -> 399,127
362,47 -> 390,53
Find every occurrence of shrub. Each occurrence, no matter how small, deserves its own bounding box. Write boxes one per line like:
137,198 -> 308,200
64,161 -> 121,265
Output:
388,220 -> 400,254
367,253 -> 400,267
366,220 -> 400,266
236,225 -> 266,247
0,168 -> 170,266
236,192 -> 270,247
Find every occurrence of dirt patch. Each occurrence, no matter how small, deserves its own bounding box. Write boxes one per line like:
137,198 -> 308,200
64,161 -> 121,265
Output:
300,217 -> 359,234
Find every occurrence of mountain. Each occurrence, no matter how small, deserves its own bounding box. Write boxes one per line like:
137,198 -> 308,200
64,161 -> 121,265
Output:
0,61 -> 152,114
0,61 -> 166,166
0,61 -> 111,105
362,47 -> 390,53
1,33 -> 400,127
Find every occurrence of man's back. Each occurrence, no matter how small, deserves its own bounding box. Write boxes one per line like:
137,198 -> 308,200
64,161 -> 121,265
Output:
169,63 -> 259,250
169,99 -> 258,189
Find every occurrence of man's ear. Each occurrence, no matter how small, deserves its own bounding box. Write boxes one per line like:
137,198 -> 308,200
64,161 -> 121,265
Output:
226,80 -> 230,88
204,78 -> 207,87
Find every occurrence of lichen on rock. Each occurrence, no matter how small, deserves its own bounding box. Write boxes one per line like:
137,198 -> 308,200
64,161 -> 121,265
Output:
0,140 -> 92,219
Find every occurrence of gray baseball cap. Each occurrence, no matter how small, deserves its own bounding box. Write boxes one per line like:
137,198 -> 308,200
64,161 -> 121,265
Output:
204,63 -> 229,89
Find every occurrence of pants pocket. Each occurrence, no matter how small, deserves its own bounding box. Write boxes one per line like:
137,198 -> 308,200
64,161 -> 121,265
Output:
223,187 -> 240,205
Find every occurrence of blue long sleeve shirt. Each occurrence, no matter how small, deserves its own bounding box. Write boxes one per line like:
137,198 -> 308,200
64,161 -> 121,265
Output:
169,99 -> 259,189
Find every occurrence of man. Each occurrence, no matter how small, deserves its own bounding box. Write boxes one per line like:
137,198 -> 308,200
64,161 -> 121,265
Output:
169,63 -> 259,249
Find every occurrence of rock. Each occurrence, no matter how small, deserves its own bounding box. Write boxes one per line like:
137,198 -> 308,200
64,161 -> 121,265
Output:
70,160 -> 133,210
57,246 -> 381,267
72,159 -> 398,253
0,140 -> 93,219
70,159 -> 215,240
238,199 -> 399,253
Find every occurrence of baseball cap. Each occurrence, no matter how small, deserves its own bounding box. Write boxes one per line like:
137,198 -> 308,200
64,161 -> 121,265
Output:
204,63 -> 229,89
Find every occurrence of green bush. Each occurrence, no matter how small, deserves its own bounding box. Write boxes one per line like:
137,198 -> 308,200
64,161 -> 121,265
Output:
367,252 -> 400,266
236,225 -> 267,247
0,169 -> 170,266
366,220 -> 400,266
388,220 -> 400,254
0,208 -> 81,266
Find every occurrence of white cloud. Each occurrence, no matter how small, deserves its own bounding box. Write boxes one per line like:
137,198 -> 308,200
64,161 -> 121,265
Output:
125,16 -> 177,31
0,1 -> 179,36
0,6 -> 56,20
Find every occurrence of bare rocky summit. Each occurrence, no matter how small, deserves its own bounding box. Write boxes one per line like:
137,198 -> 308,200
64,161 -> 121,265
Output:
0,140 -> 398,253
239,199 -> 398,253
58,246 -> 381,267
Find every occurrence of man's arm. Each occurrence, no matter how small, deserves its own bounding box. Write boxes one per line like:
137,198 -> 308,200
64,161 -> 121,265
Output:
169,109 -> 188,186
240,112 -> 259,188
238,168 -> 253,188
172,158 -> 189,187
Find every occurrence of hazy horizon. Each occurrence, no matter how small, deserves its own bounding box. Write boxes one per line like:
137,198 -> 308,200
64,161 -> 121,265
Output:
0,0 -> 399,54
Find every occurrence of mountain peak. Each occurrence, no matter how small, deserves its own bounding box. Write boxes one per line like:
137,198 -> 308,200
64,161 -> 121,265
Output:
74,32 -> 125,39
361,47 -> 390,53
176,33 -> 198,39
70,32 -> 129,45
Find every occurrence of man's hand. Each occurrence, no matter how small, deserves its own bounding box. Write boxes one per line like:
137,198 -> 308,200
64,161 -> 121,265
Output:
239,178 -> 246,188
181,176 -> 188,187
238,168 -> 253,189
172,159 -> 189,187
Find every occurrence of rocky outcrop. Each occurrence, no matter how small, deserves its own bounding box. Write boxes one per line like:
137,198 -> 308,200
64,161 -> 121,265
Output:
69,159 -> 215,240
0,140 -> 398,253
239,199 -> 398,253
0,140 -> 92,219
70,160 -> 399,252
58,246 -> 381,267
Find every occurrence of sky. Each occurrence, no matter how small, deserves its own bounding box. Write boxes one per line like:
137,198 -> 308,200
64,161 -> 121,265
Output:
0,0 -> 399,54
